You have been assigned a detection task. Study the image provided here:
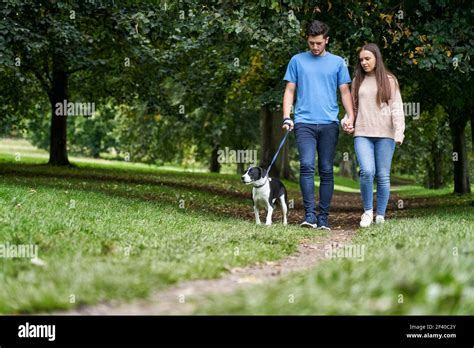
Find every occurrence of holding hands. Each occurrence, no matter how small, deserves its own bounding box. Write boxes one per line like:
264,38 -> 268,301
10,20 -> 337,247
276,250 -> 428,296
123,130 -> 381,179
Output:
342,115 -> 355,134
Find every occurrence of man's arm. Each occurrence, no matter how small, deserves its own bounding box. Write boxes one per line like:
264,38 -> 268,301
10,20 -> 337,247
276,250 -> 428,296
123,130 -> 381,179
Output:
282,82 -> 296,130
339,83 -> 355,133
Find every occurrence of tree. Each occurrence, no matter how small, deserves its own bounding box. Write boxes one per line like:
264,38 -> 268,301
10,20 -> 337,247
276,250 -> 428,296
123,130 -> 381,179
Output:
0,0 -> 168,165
399,0 -> 473,193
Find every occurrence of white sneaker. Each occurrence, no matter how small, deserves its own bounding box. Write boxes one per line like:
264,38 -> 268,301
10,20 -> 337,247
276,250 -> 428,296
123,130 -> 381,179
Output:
300,221 -> 317,228
375,215 -> 385,224
360,211 -> 373,228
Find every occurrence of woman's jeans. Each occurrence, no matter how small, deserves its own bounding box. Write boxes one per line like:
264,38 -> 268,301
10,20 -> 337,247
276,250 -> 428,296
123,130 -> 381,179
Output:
354,136 -> 395,217
295,122 -> 339,224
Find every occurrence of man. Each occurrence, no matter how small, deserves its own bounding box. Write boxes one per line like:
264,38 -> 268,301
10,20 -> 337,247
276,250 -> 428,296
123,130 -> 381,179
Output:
282,20 -> 355,230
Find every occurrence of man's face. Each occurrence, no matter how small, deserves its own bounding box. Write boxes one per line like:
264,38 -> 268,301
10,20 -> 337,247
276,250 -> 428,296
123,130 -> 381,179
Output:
307,35 -> 328,56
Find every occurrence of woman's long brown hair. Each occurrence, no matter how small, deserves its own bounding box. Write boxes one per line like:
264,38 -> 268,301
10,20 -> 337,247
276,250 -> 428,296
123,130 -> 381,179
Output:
352,43 -> 398,113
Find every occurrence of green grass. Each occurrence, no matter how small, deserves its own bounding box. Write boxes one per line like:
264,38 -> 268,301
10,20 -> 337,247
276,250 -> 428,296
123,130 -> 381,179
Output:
3,138 -> 472,196
392,185 -> 457,197
0,170 -> 328,313
0,138 -> 355,313
0,138 -> 333,313
0,137 -> 365,193
0,137 -> 245,174
1,137 -> 473,314
194,205 -> 474,314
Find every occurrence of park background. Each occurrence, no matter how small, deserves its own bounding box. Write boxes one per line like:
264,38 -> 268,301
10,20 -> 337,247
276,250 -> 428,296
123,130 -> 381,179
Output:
0,0 -> 473,314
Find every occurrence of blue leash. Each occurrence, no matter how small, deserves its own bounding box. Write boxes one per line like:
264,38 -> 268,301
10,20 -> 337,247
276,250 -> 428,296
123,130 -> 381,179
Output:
265,129 -> 290,177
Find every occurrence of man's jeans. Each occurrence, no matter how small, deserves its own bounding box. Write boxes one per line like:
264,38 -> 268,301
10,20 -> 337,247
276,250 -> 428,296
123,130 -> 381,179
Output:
294,122 -> 339,224
354,136 -> 395,217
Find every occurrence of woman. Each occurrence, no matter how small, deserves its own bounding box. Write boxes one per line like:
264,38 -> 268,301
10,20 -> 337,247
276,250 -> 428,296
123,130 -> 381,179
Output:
342,43 -> 405,228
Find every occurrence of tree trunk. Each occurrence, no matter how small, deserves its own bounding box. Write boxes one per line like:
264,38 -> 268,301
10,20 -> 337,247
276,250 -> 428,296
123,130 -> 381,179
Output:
433,145 -> 443,189
272,109 -> 294,180
260,105 -> 294,179
351,154 -> 358,181
260,105 -> 274,174
236,162 -> 245,175
426,161 -> 434,189
209,141 -> 221,173
339,159 -> 352,178
279,137 -> 294,180
471,111 -> 474,153
48,62 -> 70,166
450,118 -> 471,194
426,142 -> 443,189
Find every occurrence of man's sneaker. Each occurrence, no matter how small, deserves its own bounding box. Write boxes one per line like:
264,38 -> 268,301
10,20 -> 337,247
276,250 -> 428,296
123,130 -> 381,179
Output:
375,215 -> 385,224
360,211 -> 373,228
300,221 -> 317,228
317,216 -> 331,230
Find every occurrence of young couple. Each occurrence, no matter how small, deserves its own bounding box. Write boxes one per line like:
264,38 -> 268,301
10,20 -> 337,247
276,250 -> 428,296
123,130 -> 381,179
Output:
282,20 -> 405,229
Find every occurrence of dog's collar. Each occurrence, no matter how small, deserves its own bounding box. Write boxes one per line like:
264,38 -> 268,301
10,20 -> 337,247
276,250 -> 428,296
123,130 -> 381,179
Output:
253,176 -> 269,188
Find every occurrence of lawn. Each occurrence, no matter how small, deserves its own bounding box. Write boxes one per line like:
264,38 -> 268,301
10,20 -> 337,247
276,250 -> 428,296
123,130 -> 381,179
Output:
0,138 -> 472,314
1,161 -> 324,313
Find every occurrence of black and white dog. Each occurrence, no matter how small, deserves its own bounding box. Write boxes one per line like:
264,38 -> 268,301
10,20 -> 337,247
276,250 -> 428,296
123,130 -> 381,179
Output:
241,166 -> 288,225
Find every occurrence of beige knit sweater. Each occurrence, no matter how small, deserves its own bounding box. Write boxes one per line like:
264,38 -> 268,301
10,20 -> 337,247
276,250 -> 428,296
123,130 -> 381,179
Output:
350,74 -> 405,144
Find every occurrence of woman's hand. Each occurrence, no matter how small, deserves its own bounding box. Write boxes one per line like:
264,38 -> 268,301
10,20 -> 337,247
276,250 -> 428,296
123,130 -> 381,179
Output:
342,117 -> 355,134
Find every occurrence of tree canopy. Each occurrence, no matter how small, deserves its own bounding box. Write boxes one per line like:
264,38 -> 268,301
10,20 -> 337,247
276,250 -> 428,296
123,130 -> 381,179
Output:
1,0 -> 472,193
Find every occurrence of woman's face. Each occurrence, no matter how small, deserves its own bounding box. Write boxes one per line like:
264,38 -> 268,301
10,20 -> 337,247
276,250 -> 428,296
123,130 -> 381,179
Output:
359,50 -> 376,73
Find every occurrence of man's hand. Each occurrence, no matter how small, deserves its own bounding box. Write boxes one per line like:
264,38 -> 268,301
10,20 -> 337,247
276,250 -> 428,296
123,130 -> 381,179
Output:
342,116 -> 355,134
282,118 -> 294,131
339,84 -> 355,134
282,82 -> 296,131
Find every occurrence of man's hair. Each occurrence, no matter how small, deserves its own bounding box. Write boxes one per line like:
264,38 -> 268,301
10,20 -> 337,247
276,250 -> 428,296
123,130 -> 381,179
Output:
307,20 -> 329,38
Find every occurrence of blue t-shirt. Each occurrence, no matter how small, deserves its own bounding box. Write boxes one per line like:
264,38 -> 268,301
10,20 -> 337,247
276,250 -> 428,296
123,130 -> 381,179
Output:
283,51 -> 351,124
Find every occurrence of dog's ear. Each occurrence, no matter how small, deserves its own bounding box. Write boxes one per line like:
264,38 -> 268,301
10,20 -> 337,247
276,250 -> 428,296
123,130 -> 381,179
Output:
261,168 -> 267,178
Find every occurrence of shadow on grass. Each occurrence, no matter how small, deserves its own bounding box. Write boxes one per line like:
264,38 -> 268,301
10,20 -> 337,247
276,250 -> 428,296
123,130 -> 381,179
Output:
2,162 -> 471,228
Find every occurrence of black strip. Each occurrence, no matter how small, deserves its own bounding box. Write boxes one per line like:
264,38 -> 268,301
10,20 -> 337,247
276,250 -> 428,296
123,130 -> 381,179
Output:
0,315 -> 472,346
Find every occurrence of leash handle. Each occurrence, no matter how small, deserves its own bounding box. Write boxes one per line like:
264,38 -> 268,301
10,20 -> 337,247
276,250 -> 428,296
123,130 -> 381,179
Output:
265,129 -> 290,177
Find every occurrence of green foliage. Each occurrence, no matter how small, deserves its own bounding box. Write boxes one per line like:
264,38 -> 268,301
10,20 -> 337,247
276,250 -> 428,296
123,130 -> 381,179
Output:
1,0 -> 472,182
111,101 -> 193,164
67,103 -> 118,158
398,105 -> 452,188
